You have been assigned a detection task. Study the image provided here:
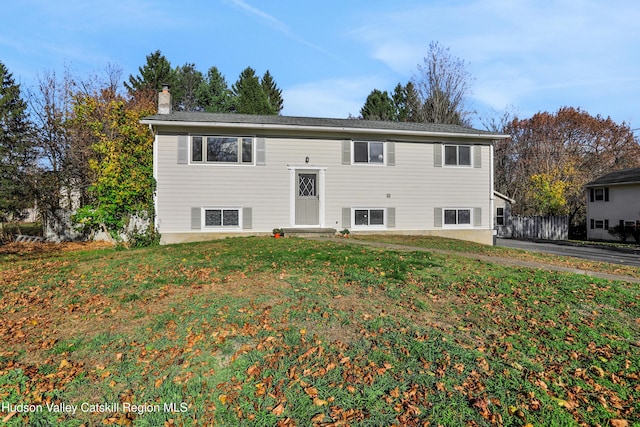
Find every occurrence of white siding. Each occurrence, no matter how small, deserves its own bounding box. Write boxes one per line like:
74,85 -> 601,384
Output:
156,134 -> 493,243
587,184 -> 640,240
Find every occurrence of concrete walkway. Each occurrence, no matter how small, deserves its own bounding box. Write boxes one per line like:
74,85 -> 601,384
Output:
309,237 -> 640,284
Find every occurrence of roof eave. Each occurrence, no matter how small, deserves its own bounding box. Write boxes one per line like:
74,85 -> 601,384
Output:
139,118 -> 509,141
585,180 -> 640,188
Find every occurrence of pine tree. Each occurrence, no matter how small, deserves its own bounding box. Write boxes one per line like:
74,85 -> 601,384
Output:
172,63 -> 204,112
196,66 -> 234,113
0,61 -> 35,222
261,70 -> 283,114
360,89 -> 395,121
124,50 -> 174,95
232,67 -> 274,115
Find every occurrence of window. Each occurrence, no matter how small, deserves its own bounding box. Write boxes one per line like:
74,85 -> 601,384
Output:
590,219 -> 609,230
444,208 -> 472,226
444,145 -> 471,166
594,188 -> 604,201
203,208 -> 240,228
590,187 -> 609,202
191,136 -> 253,164
496,207 -> 505,226
353,208 -> 385,227
354,141 -> 384,164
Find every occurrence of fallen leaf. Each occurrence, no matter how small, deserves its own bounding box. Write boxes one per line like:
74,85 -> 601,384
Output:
2,412 -> 16,423
271,403 -> 285,416
313,397 -> 327,406
590,365 -> 605,377
304,386 -> 319,398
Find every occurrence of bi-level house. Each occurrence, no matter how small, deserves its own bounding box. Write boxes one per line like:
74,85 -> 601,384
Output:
141,88 -> 507,245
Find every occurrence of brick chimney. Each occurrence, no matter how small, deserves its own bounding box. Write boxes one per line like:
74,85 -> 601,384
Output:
158,84 -> 171,114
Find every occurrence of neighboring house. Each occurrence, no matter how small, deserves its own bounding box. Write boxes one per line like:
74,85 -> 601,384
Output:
141,88 -> 508,245
494,191 -> 515,238
585,168 -> 640,240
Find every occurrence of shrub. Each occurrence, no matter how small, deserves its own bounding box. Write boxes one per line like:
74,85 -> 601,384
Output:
608,224 -> 633,243
127,226 -> 161,248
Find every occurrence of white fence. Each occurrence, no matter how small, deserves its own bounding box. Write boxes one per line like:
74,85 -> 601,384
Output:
44,209 -> 151,242
508,215 -> 569,241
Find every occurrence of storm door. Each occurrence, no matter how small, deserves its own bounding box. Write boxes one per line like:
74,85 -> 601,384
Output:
295,171 -> 319,225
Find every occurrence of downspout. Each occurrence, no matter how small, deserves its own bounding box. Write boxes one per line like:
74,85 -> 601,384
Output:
149,124 -> 159,232
490,141 -> 496,245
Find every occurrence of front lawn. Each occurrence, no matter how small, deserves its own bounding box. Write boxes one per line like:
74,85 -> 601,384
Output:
0,237 -> 638,426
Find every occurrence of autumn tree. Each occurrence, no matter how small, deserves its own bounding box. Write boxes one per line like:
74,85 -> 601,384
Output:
71,74 -> 156,237
0,61 -> 35,223
413,42 -> 473,125
495,107 -> 640,224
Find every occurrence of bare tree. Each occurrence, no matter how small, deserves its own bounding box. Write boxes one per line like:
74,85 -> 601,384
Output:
412,41 -> 474,126
28,69 -> 74,216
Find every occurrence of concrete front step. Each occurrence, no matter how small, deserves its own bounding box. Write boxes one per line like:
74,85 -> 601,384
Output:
282,228 -> 337,238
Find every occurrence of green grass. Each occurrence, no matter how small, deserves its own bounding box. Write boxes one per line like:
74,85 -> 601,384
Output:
351,234 -> 640,279
0,236 -> 638,426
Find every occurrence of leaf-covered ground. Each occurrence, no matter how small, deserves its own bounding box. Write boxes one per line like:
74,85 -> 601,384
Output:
0,237 -> 638,426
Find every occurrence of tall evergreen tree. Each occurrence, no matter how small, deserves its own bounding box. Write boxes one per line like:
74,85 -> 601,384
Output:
173,63 -> 204,112
0,61 -> 35,222
360,89 -> 395,121
261,70 -> 283,114
124,50 -> 174,95
404,82 -> 421,122
232,67 -> 274,115
392,82 -> 421,122
196,66 -> 234,113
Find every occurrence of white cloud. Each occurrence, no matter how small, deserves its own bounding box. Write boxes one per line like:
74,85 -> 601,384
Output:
349,0 -> 640,120
227,0 -> 336,58
282,77 -> 385,118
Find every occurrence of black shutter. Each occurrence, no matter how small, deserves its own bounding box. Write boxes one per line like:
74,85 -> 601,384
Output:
604,187 -> 609,201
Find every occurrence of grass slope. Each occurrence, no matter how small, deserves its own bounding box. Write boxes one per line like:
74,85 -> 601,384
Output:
0,237 -> 638,426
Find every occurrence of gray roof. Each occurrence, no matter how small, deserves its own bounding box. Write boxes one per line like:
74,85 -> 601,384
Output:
141,112 -> 506,139
586,168 -> 640,186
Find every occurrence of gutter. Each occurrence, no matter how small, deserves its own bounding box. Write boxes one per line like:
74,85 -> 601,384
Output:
139,119 -> 509,141
585,181 -> 640,187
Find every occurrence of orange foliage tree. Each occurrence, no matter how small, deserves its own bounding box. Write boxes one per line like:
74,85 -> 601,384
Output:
495,107 -> 640,225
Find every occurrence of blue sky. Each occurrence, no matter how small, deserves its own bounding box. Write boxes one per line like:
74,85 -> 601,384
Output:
2,0 -> 640,130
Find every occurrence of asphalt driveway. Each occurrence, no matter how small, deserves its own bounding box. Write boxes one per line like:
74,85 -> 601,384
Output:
496,238 -> 640,268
